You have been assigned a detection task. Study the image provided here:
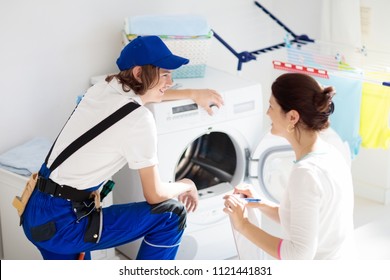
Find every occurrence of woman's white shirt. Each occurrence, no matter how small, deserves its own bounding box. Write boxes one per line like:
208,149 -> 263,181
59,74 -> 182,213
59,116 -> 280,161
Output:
278,143 -> 356,259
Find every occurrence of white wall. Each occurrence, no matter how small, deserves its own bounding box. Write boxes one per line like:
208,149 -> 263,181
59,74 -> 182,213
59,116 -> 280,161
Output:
1,0 -> 389,259
0,0 -> 321,154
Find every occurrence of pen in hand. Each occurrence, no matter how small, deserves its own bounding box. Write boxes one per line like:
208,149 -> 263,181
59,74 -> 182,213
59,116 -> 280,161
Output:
244,198 -> 261,202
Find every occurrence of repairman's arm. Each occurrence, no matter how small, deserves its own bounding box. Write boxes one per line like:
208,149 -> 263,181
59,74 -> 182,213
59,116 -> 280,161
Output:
163,89 -> 224,115
138,165 -> 198,212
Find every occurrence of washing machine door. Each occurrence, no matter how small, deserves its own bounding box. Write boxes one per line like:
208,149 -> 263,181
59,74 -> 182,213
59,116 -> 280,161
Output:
248,128 -> 351,204
248,132 -> 294,204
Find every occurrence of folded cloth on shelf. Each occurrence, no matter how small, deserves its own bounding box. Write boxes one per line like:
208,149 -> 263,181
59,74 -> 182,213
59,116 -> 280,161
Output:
0,137 -> 52,176
125,32 -> 213,41
124,14 -> 210,37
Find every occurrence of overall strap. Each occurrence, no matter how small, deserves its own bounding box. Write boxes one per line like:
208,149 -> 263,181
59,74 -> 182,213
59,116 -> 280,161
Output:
44,101 -> 140,173
43,104 -> 80,171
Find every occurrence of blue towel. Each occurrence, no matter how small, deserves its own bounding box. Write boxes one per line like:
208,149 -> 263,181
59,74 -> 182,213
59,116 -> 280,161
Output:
124,14 -> 210,36
0,137 -> 52,176
315,74 -> 363,159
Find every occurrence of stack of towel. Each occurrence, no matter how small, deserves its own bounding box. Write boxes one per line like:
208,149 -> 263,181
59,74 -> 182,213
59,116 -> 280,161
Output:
124,14 -> 211,38
0,137 -> 52,177
122,14 -> 213,79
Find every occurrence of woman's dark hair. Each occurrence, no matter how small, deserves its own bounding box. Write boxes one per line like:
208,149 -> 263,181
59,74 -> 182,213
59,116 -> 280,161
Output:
271,73 -> 335,131
105,65 -> 160,95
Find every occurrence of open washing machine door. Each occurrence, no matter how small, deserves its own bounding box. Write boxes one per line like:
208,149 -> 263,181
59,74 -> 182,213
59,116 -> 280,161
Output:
248,132 -> 293,204
235,128 -> 350,260
248,127 -> 351,204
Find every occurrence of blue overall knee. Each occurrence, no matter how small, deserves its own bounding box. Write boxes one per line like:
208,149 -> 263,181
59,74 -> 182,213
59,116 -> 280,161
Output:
136,199 -> 187,260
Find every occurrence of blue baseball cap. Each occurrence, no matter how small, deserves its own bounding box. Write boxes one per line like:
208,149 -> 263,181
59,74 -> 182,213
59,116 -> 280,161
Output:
116,36 -> 189,71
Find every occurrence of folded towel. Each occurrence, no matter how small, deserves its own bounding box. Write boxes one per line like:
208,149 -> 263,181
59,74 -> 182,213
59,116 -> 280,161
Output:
124,14 -> 210,36
0,137 -> 52,176
125,32 -> 213,41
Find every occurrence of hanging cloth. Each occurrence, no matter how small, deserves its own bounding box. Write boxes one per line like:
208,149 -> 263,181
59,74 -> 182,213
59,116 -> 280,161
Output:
360,73 -> 390,149
315,74 -> 363,158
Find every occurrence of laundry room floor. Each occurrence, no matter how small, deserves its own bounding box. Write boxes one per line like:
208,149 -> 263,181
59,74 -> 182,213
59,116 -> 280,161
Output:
353,196 -> 390,260
113,195 -> 390,260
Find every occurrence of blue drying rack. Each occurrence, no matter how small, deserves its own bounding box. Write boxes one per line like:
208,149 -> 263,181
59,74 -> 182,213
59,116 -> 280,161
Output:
212,0 -> 314,71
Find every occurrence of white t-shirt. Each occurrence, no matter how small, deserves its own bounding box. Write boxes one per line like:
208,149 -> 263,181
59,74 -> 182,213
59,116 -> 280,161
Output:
278,143 -> 356,259
47,78 -> 158,190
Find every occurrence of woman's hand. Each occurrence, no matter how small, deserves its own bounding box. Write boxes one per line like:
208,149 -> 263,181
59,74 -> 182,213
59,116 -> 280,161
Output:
177,178 -> 198,212
232,183 -> 280,223
223,194 -> 249,232
233,183 -> 260,199
233,183 -> 266,209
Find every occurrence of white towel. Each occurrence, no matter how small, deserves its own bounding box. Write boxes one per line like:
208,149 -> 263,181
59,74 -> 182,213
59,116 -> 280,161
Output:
124,14 -> 210,36
0,137 -> 52,176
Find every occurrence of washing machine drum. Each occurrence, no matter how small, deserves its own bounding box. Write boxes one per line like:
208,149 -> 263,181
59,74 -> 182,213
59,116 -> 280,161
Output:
248,128 -> 351,204
175,132 -> 237,190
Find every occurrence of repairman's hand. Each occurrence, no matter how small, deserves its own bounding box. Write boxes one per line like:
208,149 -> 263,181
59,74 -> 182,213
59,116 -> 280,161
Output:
163,88 -> 224,115
177,178 -> 199,212
190,89 -> 224,115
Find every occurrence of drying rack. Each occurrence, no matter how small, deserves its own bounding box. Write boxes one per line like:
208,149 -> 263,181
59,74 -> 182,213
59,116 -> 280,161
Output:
212,0 -> 390,86
212,1 -> 314,71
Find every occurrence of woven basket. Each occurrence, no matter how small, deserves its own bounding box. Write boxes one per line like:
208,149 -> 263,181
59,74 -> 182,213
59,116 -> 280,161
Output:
163,37 -> 210,78
122,32 -> 211,78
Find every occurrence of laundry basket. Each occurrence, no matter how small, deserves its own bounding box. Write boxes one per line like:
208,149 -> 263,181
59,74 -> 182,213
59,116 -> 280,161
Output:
122,32 -> 212,79
121,14 -> 212,79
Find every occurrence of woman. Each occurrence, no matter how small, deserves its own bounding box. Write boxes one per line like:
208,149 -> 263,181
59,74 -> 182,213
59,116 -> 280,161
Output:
223,73 -> 356,260
22,35 -> 223,260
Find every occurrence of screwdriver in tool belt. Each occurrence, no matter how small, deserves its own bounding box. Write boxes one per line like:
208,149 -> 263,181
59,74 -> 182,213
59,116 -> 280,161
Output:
100,180 -> 115,201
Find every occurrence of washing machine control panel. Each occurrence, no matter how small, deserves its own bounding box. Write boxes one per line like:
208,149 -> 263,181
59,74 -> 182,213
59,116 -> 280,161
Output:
169,101 -> 223,121
148,97 -> 228,133
148,67 -> 263,134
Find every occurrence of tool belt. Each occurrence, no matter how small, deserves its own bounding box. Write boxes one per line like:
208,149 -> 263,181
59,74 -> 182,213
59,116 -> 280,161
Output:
12,173 -> 39,218
36,177 -> 105,243
37,177 -> 92,202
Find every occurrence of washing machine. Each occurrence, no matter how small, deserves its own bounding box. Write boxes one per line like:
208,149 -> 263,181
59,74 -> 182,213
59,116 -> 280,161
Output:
110,66 -> 270,260
98,66 -> 350,260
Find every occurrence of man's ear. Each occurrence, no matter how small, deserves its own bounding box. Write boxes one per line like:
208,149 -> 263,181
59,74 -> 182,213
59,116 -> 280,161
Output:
132,66 -> 142,82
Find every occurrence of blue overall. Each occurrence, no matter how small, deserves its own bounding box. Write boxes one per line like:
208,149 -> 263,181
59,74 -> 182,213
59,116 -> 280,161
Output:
22,164 -> 187,260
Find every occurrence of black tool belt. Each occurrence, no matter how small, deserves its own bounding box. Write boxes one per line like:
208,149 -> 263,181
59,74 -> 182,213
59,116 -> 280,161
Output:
37,177 -> 92,202
37,176 -> 102,243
